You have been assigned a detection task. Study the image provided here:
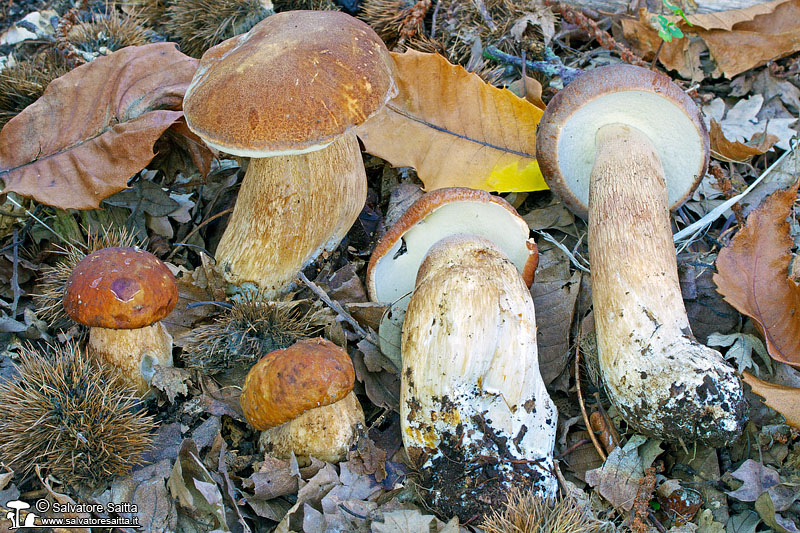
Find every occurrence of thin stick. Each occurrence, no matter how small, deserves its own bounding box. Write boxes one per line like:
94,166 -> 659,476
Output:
166,207 -> 232,261
576,341 -> 606,461
298,271 -> 380,346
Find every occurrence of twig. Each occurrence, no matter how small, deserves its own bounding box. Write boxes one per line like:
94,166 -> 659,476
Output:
483,45 -> 582,85
593,392 -> 621,447
10,229 -> 20,318
544,0 -> 648,68
576,340 -> 606,461
298,271 -> 380,346
673,138 -> 799,244
430,0 -> 440,39
4,196 -> 83,254
166,208 -> 232,261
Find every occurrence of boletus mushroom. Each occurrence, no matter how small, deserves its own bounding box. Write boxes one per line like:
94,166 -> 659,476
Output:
536,64 -> 745,446
367,187 -> 556,518
183,10 -> 396,297
63,246 -> 178,394
240,337 -> 364,464
366,187 -> 538,363
402,234 -> 557,519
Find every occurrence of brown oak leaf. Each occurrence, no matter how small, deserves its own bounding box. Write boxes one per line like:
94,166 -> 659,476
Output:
714,179 -> 800,368
0,43 -> 198,210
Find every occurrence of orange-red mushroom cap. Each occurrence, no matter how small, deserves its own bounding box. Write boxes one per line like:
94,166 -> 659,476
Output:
240,338 -> 356,431
63,247 -> 178,330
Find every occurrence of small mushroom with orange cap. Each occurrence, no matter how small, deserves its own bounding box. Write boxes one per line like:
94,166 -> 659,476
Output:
240,337 -> 364,464
63,246 -> 178,395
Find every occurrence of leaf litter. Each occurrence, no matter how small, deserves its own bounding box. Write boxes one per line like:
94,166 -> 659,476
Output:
0,0 -> 799,532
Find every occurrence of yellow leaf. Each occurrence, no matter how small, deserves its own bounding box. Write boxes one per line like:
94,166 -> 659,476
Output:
356,50 -> 547,193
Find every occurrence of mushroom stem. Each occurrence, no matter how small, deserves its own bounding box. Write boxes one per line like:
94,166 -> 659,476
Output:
402,235 -> 557,520
215,132 -> 367,296
258,391 -> 364,465
88,322 -> 173,394
589,123 -> 744,446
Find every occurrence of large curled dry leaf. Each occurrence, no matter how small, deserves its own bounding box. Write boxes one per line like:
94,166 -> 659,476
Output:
0,43 -> 198,209
714,179 -> 800,368
622,0 -> 800,80
742,372 -> 800,429
356,50 -> 547,193
709,119 -> 778,163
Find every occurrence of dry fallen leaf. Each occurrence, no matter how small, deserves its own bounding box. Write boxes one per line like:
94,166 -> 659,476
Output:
742,372 -> 800,429
622,0 -> 800,79
709,120 -> 778,163
714,179 -> 800,368
0,43 -> 198,209
356,50 -> 547,193
703,95 -> 796,152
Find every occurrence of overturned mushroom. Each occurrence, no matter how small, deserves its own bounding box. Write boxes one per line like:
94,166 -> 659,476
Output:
367,187 -> 556,518
402,234 -> 557,519
536,64 -> 745,446
366,187 -> 538,364
63,247 -> 177,394
183,10 -> 396,297
240,338 -> 364,464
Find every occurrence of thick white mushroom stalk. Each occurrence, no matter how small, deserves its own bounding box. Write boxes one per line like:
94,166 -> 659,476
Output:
401,235 -> 557,520
536,64 -> 746,446
589,124 -> 745,446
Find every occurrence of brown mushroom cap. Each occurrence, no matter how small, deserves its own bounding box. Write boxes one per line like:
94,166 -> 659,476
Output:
64,247 -> 178,330
183,10 -> 396,157
240,338 -> 356,431
535,64 -> 709,220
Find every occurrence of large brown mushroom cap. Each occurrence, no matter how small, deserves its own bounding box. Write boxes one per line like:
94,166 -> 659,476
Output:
535,64 -> 709,220
183,10 -> 397,156
241,338 -> 356,431
64,247 -> 178,330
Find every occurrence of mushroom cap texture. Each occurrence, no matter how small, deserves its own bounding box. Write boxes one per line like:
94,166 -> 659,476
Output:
64,247 -> 178,329
240,337 -> 356,431
535,64 -> 709,220
183,10 -> 396,156
366,187 -> 538,302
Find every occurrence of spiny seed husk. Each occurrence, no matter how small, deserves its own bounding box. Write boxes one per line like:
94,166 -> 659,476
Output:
182,295 -> 329,374
359,0 -> 416,46
0,51 -> 70,127
67,11 -> 155,53
482,489 -> 605,533
121,0 -> 169,29
163,0 -> 272,58
273,0 -> 339,10
33,226 -> 143,326
0,342 -> 155,488
433,0 -> 549,66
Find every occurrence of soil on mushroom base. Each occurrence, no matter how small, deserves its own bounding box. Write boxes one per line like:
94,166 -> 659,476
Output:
418,418 -> 551,522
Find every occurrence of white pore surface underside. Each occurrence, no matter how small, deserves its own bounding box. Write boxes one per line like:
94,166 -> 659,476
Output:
558,90 -> 704,208
372,201 -> 532,304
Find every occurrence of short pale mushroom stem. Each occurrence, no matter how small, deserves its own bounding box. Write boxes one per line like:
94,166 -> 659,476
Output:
258,391 -> 364,465
215,131 -> 367,297
88,322 -> 174,395
589,123 -> 744,445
